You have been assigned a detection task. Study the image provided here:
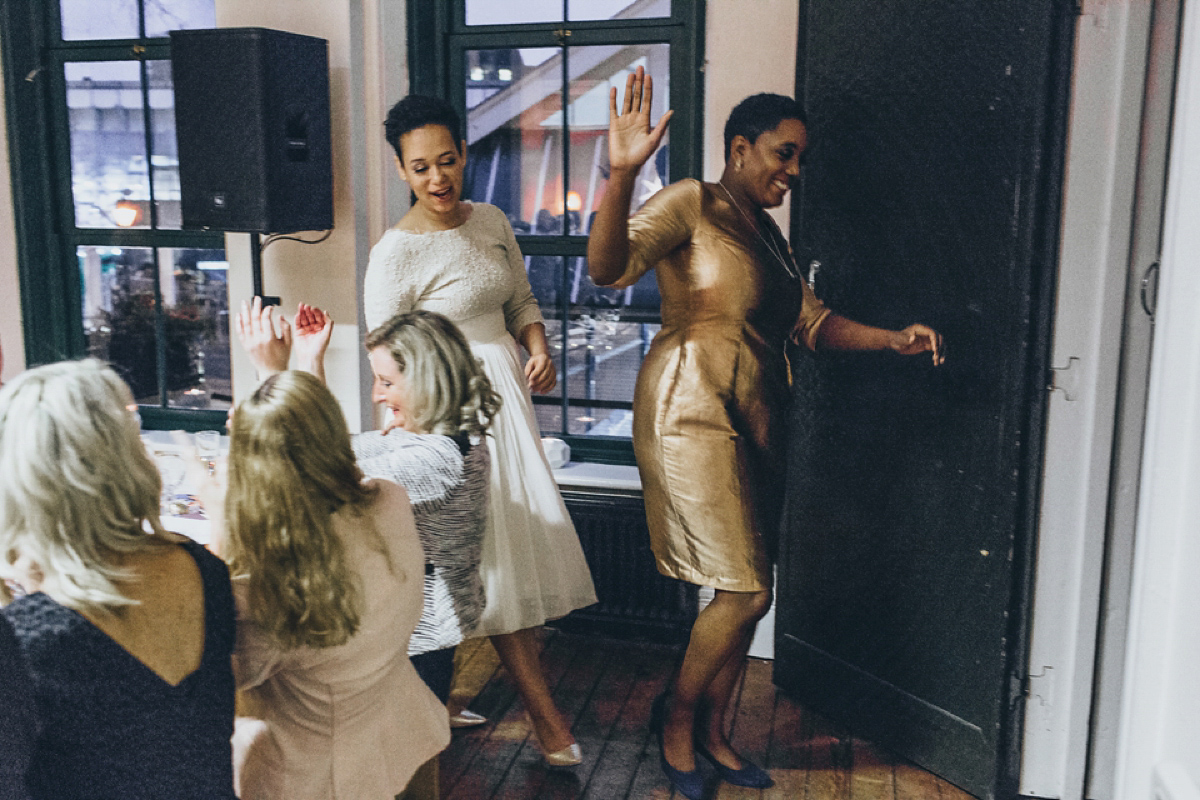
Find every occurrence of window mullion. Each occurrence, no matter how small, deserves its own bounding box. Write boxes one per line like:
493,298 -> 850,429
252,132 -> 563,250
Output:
138,59 -> 159,230
558,44 -> 571,437
151,246 -> 168,407
142,47 -> 167,406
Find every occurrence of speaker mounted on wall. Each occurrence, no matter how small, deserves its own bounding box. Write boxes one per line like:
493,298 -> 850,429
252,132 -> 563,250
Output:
171,28 -> 333,234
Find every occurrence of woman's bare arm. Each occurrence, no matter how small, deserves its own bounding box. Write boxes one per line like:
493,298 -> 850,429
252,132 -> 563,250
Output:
815,314 -> 944,365
587,67 -> 672,287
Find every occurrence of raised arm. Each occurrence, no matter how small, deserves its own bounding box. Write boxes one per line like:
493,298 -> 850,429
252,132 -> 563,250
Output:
587,66 -> 672,287
235,296 -> 292,379
292,303 -> 334,383
235,298 -> 334,383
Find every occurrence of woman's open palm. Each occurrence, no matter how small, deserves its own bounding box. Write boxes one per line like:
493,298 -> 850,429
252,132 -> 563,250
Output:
608,66 -> 673,173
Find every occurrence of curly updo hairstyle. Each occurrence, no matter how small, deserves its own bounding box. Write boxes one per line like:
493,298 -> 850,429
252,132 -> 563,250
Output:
364,310 -> 500,440
384,94 -> 463,164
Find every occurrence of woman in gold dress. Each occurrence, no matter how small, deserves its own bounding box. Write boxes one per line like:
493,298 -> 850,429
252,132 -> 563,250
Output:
587,69 -> 943,798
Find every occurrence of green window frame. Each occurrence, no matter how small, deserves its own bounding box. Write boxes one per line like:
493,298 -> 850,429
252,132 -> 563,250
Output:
1,0 -> 228,431
407,1 -> 705,465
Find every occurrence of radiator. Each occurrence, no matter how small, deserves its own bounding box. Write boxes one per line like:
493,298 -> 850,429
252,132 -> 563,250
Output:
1155,764 -> 1200,800
554,489 -> 698,643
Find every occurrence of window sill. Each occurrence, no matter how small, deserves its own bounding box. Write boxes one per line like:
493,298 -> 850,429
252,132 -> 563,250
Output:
552,461 -> 641,494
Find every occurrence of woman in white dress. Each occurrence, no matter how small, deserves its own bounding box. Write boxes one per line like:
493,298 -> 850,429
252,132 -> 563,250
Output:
363,94 -> 597,764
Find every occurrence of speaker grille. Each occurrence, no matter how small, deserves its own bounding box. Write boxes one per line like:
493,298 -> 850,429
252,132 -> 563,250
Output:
171,28 -> 333,234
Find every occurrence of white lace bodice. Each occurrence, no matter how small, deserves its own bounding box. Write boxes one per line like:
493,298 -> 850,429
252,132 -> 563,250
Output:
363,202 -> 544,339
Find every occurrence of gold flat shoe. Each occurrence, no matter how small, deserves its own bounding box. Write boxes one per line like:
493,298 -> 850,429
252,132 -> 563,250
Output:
543,742 -> 583,767
449,710 -> 488,729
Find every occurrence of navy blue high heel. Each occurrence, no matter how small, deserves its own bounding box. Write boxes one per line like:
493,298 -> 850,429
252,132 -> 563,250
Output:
651,693 -> 706,800
695,743 -> 774,789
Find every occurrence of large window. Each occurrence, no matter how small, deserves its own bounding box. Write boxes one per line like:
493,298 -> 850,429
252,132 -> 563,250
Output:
2,0 -> 229,429
409,0 -> 704,462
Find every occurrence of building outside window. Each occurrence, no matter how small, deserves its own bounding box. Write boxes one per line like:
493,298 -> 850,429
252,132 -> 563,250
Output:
3,0 -> 229,429
410,0 -> 704,462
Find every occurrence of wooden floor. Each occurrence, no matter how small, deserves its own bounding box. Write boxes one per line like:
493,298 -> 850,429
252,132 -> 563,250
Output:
440,629 -> 976,800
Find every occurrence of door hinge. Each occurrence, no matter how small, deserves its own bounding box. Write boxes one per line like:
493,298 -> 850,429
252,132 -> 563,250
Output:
1078,0 -> 1110,27
1025,665 -> 1056,706
1048,356 -> 1080,402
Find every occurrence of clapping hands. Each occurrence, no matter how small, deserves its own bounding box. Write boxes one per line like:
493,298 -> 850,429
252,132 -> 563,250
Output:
235,297 -> 291,377
293,303 -> 334,373
235,298 -> 335,379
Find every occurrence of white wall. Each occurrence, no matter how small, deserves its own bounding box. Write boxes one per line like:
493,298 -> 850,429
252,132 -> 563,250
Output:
1114,1 -> 1200,797
0,34 -> 25,383
213,0 -> 391,430
703,0 -> 800,235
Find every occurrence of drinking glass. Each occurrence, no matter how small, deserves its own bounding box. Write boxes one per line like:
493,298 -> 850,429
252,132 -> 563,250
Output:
155,450 -> 187,516
195,430 -> 220,474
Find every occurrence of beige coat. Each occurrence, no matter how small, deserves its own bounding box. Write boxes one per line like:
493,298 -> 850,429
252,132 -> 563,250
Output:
231,479 -> 449,799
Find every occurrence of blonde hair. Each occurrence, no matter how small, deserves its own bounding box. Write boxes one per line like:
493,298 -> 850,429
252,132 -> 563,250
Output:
364,310 -> 501,438
225,371 -> 381,650
0,359 -> 172,613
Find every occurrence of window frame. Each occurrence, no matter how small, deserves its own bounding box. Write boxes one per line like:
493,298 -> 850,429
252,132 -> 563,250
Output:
1,0 -> 228,431
407,1 -> 705,464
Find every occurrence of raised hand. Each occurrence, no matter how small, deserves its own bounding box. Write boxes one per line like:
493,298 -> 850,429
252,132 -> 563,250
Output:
608,66 -> 673,174
235,296 -> 292,377
293,303 -> 334,373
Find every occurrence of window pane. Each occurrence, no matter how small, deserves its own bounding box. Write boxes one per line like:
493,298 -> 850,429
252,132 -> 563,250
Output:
568,0 -> 670,21
161,248 -> 230,409
80,245 -> 159,402
60,0 -> 139,40
571,255 -> 662,311
563,314 -> 658,437
566,44 -> 670,232
466,0 -> 563,25
465,48 -> 564,234
80,245 -> 230,409
67,61 -> 151,229
523,253 -> 565,404
533,401 -> 563,438
144,0 -> 217,38
147,60 -> 182,228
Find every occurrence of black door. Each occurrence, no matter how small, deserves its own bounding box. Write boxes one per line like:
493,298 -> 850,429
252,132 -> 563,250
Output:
775,3 -> 1075,798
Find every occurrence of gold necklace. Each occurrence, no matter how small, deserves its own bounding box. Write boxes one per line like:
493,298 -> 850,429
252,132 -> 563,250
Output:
717,181 -> 801,282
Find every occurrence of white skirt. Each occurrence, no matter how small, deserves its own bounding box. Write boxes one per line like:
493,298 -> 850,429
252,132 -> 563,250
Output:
457,312 -> 598,636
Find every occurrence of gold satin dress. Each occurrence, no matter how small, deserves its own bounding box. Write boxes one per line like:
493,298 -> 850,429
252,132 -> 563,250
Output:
611,179 -> 829,592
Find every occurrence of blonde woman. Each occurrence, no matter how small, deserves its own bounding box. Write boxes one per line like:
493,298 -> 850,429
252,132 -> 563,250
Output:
237,302 -> 499,800
0,359 -> 237,799
218,371 -> 447,800
236,299 -> 497,703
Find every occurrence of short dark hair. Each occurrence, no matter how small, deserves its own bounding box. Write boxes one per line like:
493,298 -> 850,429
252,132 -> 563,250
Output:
723,93 -> 807,160
383,94 -> 463,163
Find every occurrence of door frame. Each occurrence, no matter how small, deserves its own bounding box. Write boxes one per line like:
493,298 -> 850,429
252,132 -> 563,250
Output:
1019,1 -> 1181,796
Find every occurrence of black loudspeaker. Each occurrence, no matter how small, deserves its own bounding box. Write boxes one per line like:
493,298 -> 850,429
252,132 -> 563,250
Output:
171,28 -> 333,234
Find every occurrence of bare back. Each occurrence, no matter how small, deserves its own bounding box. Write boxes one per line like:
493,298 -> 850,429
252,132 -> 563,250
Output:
83,539 -> 207,686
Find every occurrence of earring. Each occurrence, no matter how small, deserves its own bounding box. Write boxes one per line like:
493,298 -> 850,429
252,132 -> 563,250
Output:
736,161 -> 743,171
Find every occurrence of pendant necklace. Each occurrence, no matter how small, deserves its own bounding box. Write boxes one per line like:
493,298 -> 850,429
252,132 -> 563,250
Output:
718,181 -> 802,282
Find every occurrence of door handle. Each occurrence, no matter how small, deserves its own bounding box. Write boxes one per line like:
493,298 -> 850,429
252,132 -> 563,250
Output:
1140,260 -> 1160,320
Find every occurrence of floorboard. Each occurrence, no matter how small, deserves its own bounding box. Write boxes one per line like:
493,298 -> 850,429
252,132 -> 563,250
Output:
437,630 -> 981,800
